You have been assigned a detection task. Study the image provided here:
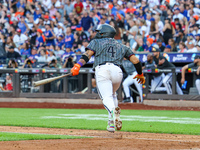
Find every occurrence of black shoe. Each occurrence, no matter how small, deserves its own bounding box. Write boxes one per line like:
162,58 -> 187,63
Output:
122,97 -> 131,103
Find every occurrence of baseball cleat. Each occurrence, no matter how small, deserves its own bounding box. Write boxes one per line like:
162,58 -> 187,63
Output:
107,120 -> 115,133
112,107 -> 122,131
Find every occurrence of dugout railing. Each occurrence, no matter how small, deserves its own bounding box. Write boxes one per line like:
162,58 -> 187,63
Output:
0,68 -> 101,99
143,67 -> 200,100
0,68 -> 199,100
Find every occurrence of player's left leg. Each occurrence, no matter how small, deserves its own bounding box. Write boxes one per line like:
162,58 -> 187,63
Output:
110,65 -> 123,131
195,79 -> 200,94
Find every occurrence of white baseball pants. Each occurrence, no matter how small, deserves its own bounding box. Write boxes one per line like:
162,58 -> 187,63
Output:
151,73 -> 167,93
122,71 -> 143,102
195,79 -> 200,94
163,73 -> 183,95
95,63 -> 123,113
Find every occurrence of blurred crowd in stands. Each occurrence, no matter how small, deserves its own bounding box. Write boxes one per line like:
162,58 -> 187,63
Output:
0,0 -> 200,70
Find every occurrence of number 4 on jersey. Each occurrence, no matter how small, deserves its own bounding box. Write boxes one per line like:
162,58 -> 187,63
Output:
107,46 -> 116,58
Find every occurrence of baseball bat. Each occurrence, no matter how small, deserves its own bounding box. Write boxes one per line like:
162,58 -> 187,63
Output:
33,73 -> 72,87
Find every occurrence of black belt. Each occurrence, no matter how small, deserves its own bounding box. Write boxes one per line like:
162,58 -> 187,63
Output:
99,62 -> 120,67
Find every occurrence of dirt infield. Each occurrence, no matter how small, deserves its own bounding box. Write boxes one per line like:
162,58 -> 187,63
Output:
1,126 -> 200,150
1,102 -> 200,150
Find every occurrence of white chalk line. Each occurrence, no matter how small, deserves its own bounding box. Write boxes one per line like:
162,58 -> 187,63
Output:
41,114 -> 200,125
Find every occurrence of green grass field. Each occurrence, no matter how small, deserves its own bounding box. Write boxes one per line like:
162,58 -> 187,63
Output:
0,132 -> 88,141
0,108 -> 200,141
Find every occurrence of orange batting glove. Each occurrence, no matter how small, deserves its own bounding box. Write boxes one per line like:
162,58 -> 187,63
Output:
71,63 -> 81,76
133,73 -> 145,84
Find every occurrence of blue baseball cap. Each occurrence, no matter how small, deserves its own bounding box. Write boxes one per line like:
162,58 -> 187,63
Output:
59,35 -> 64,38
134,11 -> 139,16
166,45 -> 171,49
75,49 -> 81,53
174,7 -> 180,11
195,34 -> 200,36
65,45 -> 71,49
187,33 -> 194,37
150,17 -> 155,21
46,43 -> 52,46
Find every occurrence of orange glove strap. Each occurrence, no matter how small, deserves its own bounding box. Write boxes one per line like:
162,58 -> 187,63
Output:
74,63 -> 81,68
137,73 -> 144,76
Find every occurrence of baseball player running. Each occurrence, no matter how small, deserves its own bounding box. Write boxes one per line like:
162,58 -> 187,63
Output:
181,55 -> 200,94
122,59 -> 143,103
71,24 -> 145,132
152,46 -> 183,95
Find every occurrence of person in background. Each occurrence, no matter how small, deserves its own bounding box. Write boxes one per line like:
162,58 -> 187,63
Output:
48,59 -> 58,68
143,38 -> 153,52
28,25 -> 37,46
74,0 -> 84,14
7,59 -> 18,68
142,53 -> 166,93
81,11 -> 94,37
175,30 -> 187,44
47,49 -> 56,62
36,28 -> 45,48
37,49 -> 48,62
73,32 -> 81,51
139,19 -> 148,42
187,41 -> 198,52
70,17 -> 79,33
13,28 -> 28,48
64,27 -> 74,49
163,18 -> 174,45
62,46 -> 76,68
181,55 -> 200,95
110,20 -> 122,43
164,45 -> 172,52
152,46 -> 183,95
76,25 -> 88,44
5,36 -> 16,53
156,39 -> 165,52
0,74 -> 13,91
127,20 -> 138,50
22,58 -> 34,68
7,46 -> 21,59
178,42 -> 187,53
28,47 -> 39,64
56,34 -> 65,50
64,0 -> 74,16
80,39 -> 89,53
18,16 -> 29,34
20,42 -> 31,58
44,24 -> 56,46
54,45 -> 64,59
168,38 -> 177,52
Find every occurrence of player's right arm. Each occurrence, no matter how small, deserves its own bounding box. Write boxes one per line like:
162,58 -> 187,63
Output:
71,39 -> 96,76
181,64 -> 189,84
71,50 -> 94,76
